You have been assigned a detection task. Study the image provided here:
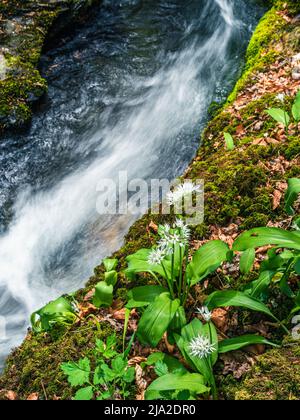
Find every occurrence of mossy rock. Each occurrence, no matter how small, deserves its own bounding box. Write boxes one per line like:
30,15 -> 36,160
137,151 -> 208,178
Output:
0,0 -> 102,136
220,341 -> 300,400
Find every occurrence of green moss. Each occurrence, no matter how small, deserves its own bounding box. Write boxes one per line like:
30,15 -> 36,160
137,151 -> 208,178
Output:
0,319 -> 114,400
227,6 -> 288,104
220,340 -> 300,400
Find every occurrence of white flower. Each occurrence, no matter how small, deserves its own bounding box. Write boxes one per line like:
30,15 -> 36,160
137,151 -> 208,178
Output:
167,182 -> 201,206
160,224 -> 171,234
188,335 -> 216,359
175,218 -> 185,229
196,306 -> 212,322
147,248 -> 166,266
276,93 -> 285,103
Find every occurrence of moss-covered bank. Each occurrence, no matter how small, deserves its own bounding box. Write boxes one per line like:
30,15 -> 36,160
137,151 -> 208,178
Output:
0,0 -> 101,136
0,0 -> 300,400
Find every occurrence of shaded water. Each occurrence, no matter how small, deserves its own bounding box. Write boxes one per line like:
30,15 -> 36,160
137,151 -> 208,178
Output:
0,0 -> 265,369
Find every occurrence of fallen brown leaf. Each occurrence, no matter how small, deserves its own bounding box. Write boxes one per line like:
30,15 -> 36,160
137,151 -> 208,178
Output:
27,393 -> 39,401
5,390 -> 17,400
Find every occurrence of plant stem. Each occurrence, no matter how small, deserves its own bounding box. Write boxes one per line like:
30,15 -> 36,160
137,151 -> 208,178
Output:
161,261 -> 175,299
178,246 -> 183,303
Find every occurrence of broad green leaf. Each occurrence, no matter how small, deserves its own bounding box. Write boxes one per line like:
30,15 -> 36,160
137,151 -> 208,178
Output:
104,270 -> 118,286
61,358 -> 90,387
74,386 -> 94,401
266,108 -> 290,127
205,290 -> 276,320
137,293 -> 180,347
218,334 -> 279,354
261,249 -> 295,271
93,281 -> 113,308
244,270 -> 276,298
103,258 -> 118,272
145,373 -> 209,400
126,285 -> 167,309
233,227 -> 300,251
186,240 -> 232,286
224,132 -> 235,151
295,257 -> 300,275
125,249 -> 171,280
240,248 -> 255,274
285,178 -> 300,216
292,101 -> 300,122
175,319 -> 218,383
31,297 -> 76,332
168,306 -> 187,332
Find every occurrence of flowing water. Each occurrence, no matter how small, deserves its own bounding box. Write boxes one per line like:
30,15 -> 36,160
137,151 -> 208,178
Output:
0,0 -> 265,369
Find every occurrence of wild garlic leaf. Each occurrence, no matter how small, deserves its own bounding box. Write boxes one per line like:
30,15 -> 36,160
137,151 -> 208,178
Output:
61,358 -> 91,387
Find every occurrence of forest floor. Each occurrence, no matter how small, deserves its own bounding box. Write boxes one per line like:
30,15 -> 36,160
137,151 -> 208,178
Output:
0,0 -> 300,401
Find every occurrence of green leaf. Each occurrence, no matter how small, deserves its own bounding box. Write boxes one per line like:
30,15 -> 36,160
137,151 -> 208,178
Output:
104,270 -> 118,286
285,178 -> 300,216
154,361 -> 169,377
144,352 -> 187,374
126,285 -> 168,309
93,281 -> 113,308
168,306 -> 187,332
123,367 -> 135,383
266,108 -> 290,127
218,334 -> 279,354
101,363 -> 117,382
186,240 -> 232,286
103,258 -> 118,272
292,100 -> 300,122
233,227 -> 300,251
74,386 -> 94,401
224,132 -> 235,151
205,290 -> 276,320
175,319 -> 218,384
125,249 -> 171,280
31,297 -> 76,333
240,248 -> 255,274
295,257 -> 300,275
243,270 -> 276,298
111,356 -> 127,374
93,366 -> 104,386
61,358 -> 91,387
137,293 -> 180,347
145,373 -> 209,400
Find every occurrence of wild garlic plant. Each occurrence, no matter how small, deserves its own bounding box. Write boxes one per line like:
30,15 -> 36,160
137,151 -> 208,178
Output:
146,219 -> 192,305
125,182 -> 232,348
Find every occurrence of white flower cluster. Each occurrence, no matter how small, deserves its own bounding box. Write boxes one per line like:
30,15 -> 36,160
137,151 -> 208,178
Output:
188,334 -> 216,359
196,306 -> 212,322
147,219 -> 190,266
166,182 -> 201,206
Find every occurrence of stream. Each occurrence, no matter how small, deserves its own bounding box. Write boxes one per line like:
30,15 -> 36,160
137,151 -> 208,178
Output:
0,0 -> 265,369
